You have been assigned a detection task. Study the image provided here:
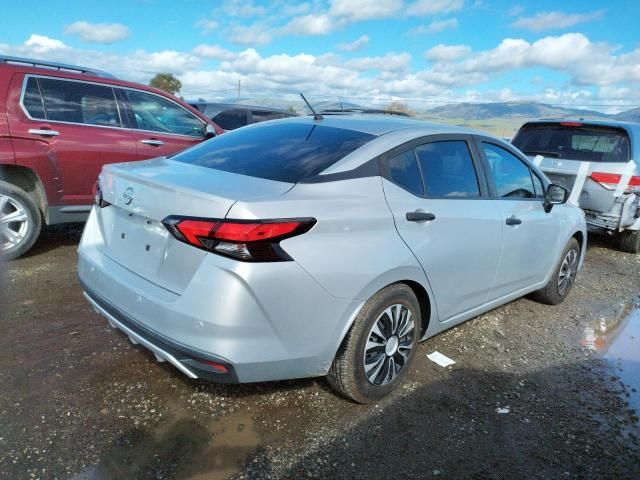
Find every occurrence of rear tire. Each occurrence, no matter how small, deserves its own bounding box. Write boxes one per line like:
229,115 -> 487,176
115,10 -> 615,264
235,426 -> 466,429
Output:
0,180 -> 42,260
327,284 -> 421,403
617,229 -> 640,254
531,238 -> 580,305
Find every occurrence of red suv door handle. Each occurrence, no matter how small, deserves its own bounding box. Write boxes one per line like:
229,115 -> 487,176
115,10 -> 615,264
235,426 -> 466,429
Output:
140,139 -> 164,146
28,128 -> 60,137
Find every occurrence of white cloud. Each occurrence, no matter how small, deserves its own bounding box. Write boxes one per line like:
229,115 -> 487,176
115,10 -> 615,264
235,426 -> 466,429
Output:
329,0 -> 403,21
64,21 -> 130,44
192,44 -> 237,61
412,18 -> 458,34
407,0 -> 464,16
283,14 -> 341,36
337,34 -> 370,52
195,18 -> 219,35
426,44 -> 471,62
227,23 -> 273,46
346,52 -> 411,72
2,32 -> 638,112
24,34 -> 67,53
223,0 -> 266,17
512,10 -> 605,32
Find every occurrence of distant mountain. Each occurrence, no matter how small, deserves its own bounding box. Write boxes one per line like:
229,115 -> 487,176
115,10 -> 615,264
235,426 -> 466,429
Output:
613,108 -> 640,122
425,102 -> 607,120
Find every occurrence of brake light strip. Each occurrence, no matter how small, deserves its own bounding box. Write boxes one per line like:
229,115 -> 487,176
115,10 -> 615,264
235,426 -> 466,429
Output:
613,160 -> 638,197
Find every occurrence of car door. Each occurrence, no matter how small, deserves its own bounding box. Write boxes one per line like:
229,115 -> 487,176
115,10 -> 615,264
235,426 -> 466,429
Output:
381,136 -> 503,322
7,74 -> 137,207
118,88 -> 207,158
476,139 -> 559,297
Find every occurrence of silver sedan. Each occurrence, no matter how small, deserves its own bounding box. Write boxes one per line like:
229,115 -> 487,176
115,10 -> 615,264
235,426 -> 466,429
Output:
78,115 -> 586,403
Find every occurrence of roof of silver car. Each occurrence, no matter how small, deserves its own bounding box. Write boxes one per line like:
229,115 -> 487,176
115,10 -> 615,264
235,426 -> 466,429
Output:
281,114 -> 484,137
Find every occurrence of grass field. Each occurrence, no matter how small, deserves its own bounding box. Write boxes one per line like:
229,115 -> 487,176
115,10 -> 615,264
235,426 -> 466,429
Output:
414,115 -> 530,138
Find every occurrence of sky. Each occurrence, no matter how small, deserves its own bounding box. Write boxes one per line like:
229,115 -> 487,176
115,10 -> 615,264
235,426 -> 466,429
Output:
1,0 -> 639,112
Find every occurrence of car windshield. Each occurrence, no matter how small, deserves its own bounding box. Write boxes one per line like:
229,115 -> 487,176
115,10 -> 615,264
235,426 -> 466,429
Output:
171,122 -> 376,183
512,124 -> 631,163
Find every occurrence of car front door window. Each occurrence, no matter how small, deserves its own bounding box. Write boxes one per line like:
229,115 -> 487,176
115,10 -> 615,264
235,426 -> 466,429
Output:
126,90 -> 204,137
482,143 -> 536,199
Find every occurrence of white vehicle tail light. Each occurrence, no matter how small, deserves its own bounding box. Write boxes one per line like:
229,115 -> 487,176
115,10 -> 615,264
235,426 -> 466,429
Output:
590,172 -> 640,192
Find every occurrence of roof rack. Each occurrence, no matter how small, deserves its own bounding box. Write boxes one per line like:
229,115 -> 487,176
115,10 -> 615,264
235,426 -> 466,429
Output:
0,55 -> 116,79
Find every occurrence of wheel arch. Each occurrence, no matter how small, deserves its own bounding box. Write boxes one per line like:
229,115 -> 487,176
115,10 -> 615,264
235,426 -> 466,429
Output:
0,164 -> 47,219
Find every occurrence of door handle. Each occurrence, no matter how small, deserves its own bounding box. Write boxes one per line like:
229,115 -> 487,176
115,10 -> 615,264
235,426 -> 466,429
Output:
140,139 -> 164,146
506,216 -> 522,226
406,211 -> 436,222
28,128 -> 60,137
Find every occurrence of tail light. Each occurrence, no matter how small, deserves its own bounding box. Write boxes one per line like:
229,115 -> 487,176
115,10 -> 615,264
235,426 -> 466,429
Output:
590,172 -> 640,192
162,216 -> 316,262
92,180 -> 110,208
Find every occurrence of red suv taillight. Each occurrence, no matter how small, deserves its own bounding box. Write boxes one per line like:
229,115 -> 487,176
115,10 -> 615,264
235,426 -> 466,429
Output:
590,172 -> 640,191
162,216 -> 316,262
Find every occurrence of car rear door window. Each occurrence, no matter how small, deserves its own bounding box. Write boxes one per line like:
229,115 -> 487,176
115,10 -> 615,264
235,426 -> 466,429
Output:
22,77 -> 46,119
125,90 -> 204,137
172,122 -> 375,183
35,77 -> 121,127
382,150 -> 425,196
213,109 -> 248,130
512,124 -> 631,163
415,141 -> 480,198
482,143 -> 536,199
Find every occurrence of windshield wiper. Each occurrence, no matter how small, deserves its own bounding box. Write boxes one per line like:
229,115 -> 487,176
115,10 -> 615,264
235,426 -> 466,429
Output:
521,150 -> 562,158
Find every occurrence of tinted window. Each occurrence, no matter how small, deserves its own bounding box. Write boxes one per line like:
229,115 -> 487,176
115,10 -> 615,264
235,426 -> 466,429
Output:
37,78 -> 121,127
512,124 -> 630,163
22,77 -> 45,119
483,143 -> 535,199
173,122 -> 375,183
126,90 -> 204,137
415,141 -> 480,198
383,150 -> 424,196
213,109 -> 247,130
251,110 -> 283,123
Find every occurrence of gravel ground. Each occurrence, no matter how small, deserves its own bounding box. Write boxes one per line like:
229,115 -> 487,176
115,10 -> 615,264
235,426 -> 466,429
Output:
0,225 -> 638,480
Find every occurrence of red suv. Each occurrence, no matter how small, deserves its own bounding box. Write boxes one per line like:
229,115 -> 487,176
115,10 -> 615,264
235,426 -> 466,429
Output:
0,56 -> 222,259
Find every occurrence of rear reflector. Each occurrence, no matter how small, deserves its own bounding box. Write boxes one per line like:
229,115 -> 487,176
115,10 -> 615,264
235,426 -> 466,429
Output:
197,359 -> 229,374
590,172 -> 640,191
163,216 -> 316,262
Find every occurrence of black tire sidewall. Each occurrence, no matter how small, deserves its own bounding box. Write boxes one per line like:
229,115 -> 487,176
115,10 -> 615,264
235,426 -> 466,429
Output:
547,238 -> 581,304
0,181 -> 41,260
350,285 -> 421,401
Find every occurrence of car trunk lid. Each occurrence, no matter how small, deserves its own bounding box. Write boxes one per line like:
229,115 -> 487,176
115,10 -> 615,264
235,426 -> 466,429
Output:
95,158 -> 293,293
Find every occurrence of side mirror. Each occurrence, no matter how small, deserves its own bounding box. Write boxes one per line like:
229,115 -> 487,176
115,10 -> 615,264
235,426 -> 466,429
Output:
204,124 -> 216,139
543,183 -> 569,213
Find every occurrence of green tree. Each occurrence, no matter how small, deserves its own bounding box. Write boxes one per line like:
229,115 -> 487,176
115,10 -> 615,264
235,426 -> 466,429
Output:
149,73 -> 182,95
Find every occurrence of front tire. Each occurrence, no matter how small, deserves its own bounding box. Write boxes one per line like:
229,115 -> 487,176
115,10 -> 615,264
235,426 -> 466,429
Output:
0,180 -> 42,260
327,284 -> 421,403
531,238 -> 580,305
617,229 -> 640,254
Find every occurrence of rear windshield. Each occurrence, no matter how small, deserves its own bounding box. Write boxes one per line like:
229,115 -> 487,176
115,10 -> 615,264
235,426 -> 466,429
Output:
171,122 -> 375,183
512,124 -> 631,163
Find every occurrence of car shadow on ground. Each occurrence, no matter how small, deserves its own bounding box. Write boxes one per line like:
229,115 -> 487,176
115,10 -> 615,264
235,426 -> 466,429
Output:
73,360 -> 640,480
24,223 -> 85,258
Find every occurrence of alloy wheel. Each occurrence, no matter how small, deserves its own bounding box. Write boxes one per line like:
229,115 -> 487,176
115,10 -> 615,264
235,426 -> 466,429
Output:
0,194 -> 30,252
363,303 -> 415,386
557,248 -> 578,296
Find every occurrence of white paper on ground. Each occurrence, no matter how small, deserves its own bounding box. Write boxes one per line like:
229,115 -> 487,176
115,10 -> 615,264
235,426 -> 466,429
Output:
496,406 -> 510,414
427,351 -> 456,367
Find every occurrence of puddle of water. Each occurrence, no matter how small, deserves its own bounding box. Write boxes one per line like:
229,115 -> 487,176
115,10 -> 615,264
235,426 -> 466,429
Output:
582,296 -> 640,414
69,405 -> 261,480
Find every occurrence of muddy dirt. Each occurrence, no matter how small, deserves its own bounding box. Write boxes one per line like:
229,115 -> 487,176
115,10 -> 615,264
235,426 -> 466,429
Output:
1,226 -> 639,480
